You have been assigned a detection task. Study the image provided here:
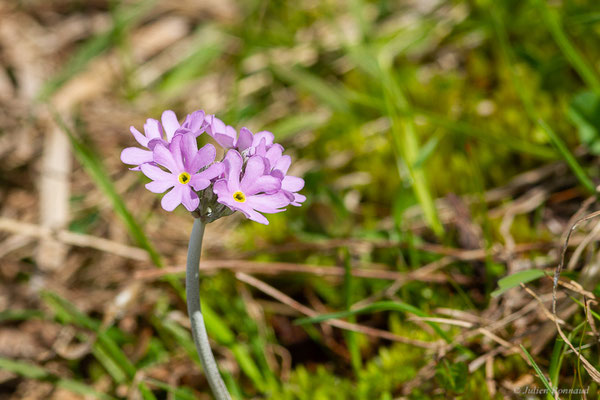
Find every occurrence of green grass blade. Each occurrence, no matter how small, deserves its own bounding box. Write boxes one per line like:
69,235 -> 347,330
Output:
491,269 -> 547,297
380,66 -> 444,236
534,0 -> 600,94
0,357 -> 116,400
0,309 -> 45,322
520,345 -> 555,395
548,338 -> 565,400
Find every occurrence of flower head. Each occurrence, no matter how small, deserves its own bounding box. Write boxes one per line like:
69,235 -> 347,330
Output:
141,133 -> 222,212
213,150 -> 289,224
122,109 -> 305,223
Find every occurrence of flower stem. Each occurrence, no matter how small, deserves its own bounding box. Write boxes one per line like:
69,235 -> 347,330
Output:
186,218 -> 231,400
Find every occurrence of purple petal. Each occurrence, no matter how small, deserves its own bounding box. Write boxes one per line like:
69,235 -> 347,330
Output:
121,147 -> 153,165
246,192 -> 289,213
181,187 -> 200,212
223,150 -> 243,192
212,180 -> 230,198
208,117 -> 236,148
252,131 -> 274,148
145,180 -> 175,193
282,175 -> 304,192
214,127 -> 236,148
144,119 -> 162,141
153,143 -> 179,173
183,110 -> 206,134
180,133 -> 199,170
141,164 -> 176,182
168,135 -> 185,172
290,193 -> 306,206
236,127 -> 253,151
189,176 -> 211,191
265,144 -> 283,168
241,208 -> 269,225
147,138 -> 165,150
194,162 -> 224,184
240,156 -> 268,192
130,126 -> 149,147
188,143 -> 216,173
273,155 -> 291,175
244,175 -> 281,196
161,110 -> 180,142
161,185 -> 184,212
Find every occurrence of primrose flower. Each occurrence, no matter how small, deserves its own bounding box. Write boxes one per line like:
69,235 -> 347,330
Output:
121,110 -> 208,170
141,133 -> 222,212
213,150 -> 290,224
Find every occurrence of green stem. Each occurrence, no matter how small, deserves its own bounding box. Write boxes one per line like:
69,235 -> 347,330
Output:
186,218 -> 231,400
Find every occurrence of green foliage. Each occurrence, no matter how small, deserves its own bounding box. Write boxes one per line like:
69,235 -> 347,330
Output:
491,269 -> 547,297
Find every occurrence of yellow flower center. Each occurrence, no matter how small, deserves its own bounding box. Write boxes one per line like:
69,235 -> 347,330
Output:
178,172 -> 191,184
233,191 -> 246,203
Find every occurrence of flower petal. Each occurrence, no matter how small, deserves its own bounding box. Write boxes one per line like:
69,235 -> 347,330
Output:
252,130 -> 274,148
181,187 -> 200,212
244,175 -> 281,196
189,143 -> 216,173
189,176 -> 211,191
183,110 -> 206,134
273,155 -> 291,175
265,144 -> 283,169
171,134 -> 186,172
144,119 -> 162,141
236,127 -> 253,151
145,180 -> 175,193
282,175 -> 304,192
242,208 -> 269,225
208,117 -> 236,148
161,185 -> 184,212
141,164 -> 176,182
130,126 -> 149,147
212,180 -> 229,197
240,155 -> 268,192
180,133 -> 199,171
290,193 -> 306,206
223,150 -> 243,192
195,162 -> 224,183
161,110 -> 180,142
121,147 -> 153,165
153,143 -> 179,173
246,192 -> 290,213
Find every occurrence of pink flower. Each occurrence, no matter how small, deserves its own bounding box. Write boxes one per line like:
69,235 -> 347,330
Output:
141,133 -> 222,212
213,150 -> 289,224
121,110 -> 208,170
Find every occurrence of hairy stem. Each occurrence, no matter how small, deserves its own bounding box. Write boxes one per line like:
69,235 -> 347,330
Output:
186,218 -> 231,400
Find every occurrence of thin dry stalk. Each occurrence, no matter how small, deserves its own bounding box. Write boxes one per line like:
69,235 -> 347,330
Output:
235,272 -> 440,349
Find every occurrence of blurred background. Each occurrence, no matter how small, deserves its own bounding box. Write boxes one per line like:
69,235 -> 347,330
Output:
2,0 -> 600,398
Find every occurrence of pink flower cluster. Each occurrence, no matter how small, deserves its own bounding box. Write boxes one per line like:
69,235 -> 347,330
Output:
121,110 -> 305,224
